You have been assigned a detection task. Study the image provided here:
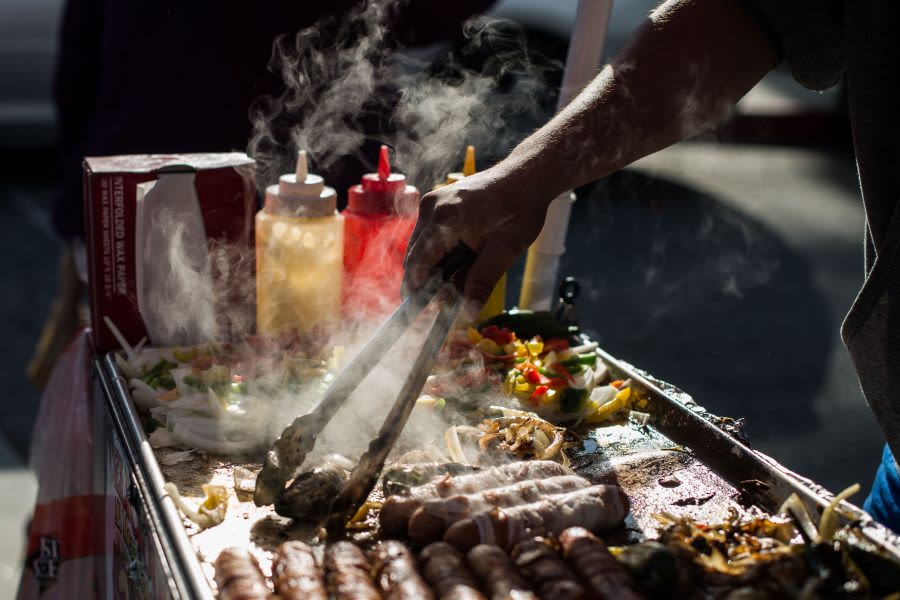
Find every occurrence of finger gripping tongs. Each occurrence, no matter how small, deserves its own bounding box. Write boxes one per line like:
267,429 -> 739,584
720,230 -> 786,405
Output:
254,243 -> 477,523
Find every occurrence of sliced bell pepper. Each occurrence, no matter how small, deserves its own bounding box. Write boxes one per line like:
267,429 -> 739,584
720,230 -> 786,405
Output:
550,362 -> 575,384
530,385 -> 549,403
522,366 -> 542,384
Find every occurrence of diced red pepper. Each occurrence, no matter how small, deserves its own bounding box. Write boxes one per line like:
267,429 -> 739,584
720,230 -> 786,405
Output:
530,385 -> 549,403
543,338 -> 570,352
191,355 -> 217,370
480,325 -> 516,345
547,377 -> 567,388
550,362 -> 575,384
523,366 -> 542,384
610,379 -> 625,389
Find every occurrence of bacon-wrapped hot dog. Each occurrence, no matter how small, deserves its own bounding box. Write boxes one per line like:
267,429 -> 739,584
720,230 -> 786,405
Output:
272,541 -> 326,600
371,540 -> 435,600
409,475 -> 589,543
443,485 -> 628,551
381,461 -> 568,537
512,537 -> 588,600
467,544 -> 538,600
420,541 -> 487,600
324,541 -> 381,600
213,548 -> 270,600
559,527 -> 643,600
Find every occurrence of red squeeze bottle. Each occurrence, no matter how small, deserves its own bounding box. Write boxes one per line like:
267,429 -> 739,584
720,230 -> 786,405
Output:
342,145 -> 420,319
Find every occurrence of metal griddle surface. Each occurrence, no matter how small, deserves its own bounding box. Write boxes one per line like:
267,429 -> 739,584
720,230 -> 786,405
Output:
104,345 -> 900,595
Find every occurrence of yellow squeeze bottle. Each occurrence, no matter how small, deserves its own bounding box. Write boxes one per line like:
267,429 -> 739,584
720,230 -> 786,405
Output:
437,146 -> 506,320
256,150 -> 343,335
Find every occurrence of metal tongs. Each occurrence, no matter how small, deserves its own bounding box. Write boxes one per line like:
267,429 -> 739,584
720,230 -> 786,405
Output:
254,243 -> 477,520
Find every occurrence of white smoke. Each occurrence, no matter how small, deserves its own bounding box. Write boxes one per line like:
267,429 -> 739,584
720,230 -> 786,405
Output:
248,0 -> 560,191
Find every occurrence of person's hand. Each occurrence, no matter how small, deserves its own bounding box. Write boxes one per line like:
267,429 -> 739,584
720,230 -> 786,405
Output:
402,164 -> 552,318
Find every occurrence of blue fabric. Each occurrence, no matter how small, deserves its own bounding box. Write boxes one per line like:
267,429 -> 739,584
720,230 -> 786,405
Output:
864,444 -> 900,534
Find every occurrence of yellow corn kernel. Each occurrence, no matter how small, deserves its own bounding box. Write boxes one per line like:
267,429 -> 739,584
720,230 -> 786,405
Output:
515,381 -> 532,393
541,388 -> 558,404
514,340 -> 527,357
587,387 -> 633,423
173,347 -> 199,363
526,338 -> 544,356
467,327 -> 483,345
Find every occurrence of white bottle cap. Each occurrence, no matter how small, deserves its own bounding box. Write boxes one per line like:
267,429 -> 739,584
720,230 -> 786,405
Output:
265,150 -> 337,217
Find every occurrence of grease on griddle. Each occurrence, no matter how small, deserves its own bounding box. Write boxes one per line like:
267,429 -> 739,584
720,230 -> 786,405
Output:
672,492 -> 715,507
657,475 -> 682,488
733,479 -> 770,509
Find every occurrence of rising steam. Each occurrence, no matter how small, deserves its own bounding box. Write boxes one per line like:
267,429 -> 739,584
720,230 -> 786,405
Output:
248,0 -> 560,192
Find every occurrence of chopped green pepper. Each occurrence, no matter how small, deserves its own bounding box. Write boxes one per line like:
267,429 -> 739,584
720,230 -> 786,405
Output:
157,375 -> 176,390
560,387 -> 588,413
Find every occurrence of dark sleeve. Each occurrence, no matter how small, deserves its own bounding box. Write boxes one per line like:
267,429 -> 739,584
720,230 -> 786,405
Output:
733,0 -> 845,90
53,0 -> 105,240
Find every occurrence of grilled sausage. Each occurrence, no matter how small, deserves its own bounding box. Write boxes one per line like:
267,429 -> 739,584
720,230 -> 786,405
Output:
467,544 -> 538,600
512,537 -> 587,600
213,548 -> 270,600
420,541 -> 487,600
371,540 -> 434,600
381,461 -> 568,536
559,528 -> 643,600
324,541 -> 381,600
272,541 -> 326,600
409,475 -> 589,543
443,485 -> 629,551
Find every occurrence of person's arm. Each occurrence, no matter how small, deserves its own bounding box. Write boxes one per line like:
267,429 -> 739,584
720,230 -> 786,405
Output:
403,0 -> 777,314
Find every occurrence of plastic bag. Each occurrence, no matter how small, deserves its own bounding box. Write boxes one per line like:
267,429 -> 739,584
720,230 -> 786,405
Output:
17,329 -> 110,599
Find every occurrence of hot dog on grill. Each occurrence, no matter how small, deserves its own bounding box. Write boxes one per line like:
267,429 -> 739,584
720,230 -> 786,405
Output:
420,541 -> 487,600
467,544 -> 538,600
272,541 -> 327,600
324,541 -> 381,600
381,461 -> 568,537
371,540 -> 435,600
443,485 -> 629,551
559,527 -> 644,600
213,548 -> 270,600
409,475 -> 589,543
512,537 -> 588,600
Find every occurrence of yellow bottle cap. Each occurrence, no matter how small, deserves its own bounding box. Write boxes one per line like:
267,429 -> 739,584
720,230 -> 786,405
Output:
463,145 -> 476,177
443,145 -> 477,186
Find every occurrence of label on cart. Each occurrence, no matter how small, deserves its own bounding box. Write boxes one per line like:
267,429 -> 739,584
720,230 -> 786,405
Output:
106,424 -> 175,600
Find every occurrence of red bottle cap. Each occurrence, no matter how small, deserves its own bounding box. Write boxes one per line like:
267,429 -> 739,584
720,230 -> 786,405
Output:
348,145 -> 418,215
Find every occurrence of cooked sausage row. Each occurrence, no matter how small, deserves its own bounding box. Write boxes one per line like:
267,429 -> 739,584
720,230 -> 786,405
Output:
444,485 -> 630,551
214,529 -> 641,600
409,475 -> 591,543
380,460 -> 569,537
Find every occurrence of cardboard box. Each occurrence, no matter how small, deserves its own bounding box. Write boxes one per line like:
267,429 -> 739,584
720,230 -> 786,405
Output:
84,153 -> 257,353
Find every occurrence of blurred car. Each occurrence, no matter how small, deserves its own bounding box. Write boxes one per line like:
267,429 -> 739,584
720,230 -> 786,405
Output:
0,0 -> 62,148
